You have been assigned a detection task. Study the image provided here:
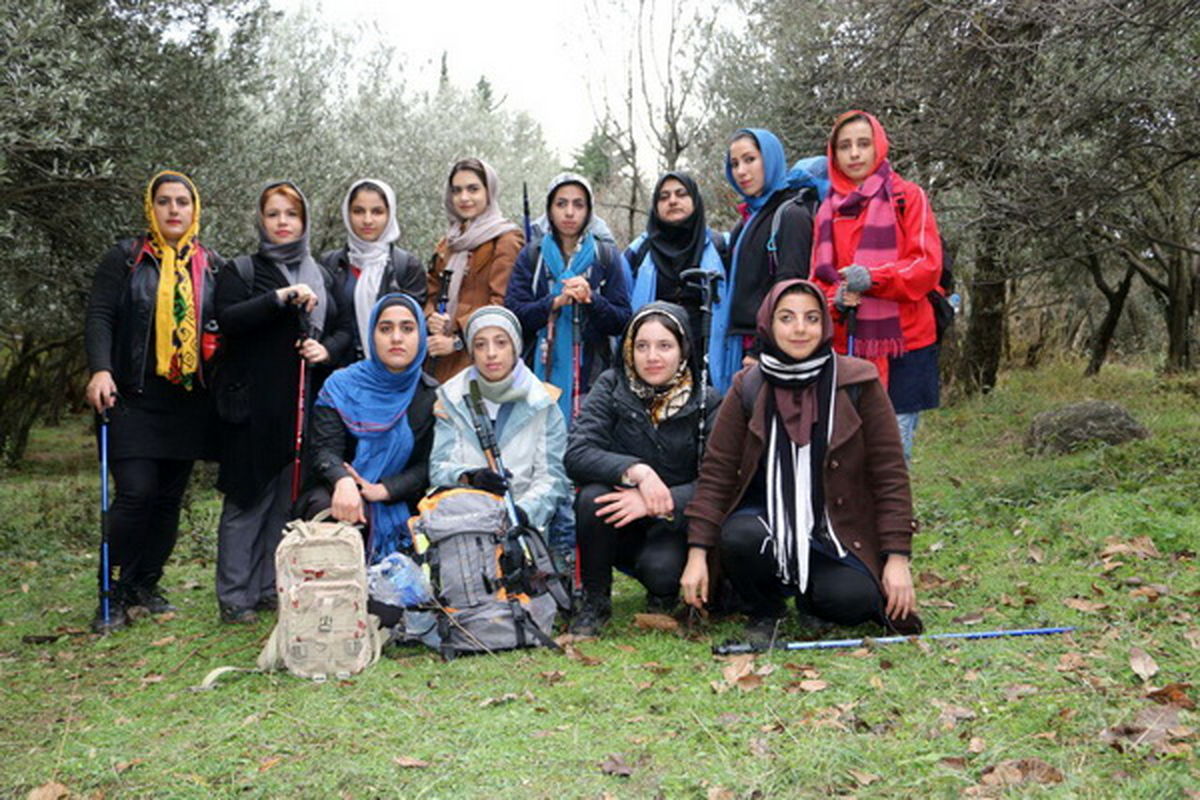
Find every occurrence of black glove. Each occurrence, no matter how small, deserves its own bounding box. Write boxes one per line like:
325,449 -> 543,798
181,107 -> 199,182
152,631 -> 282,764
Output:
463,468 -> 509,496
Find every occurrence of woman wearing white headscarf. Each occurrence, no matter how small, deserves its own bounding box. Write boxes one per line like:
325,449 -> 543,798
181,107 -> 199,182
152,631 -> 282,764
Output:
424,158 -> 524,383
320,178 -> 427,362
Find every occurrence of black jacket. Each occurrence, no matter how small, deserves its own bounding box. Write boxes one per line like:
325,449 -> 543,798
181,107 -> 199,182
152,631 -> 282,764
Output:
565,367 -> 722,512
213,253 -> 353,505
320,244 -> 428,362
727,187 -> 817,334
309,376 -> 438,506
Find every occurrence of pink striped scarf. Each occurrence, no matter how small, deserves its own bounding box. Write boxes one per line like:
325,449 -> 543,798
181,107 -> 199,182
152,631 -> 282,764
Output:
811,162 -> 905,359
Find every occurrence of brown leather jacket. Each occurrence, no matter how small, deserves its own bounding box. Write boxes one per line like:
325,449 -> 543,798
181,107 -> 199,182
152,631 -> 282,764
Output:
424,229 -> 524,383
684,356 -> 915,580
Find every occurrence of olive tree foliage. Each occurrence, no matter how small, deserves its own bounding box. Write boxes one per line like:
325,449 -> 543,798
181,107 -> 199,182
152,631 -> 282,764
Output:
702,0 -> 1200,388
0,0 -> 267,463
206,10 -> 560,261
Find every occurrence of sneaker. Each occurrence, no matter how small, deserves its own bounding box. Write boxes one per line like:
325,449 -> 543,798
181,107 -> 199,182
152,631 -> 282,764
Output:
132,584 -> 177,615
91,596 -> 130,634
744,616 -> 783,648
219,605 -> 259,625
568,592 -> 611,637
645,592 -> 678,615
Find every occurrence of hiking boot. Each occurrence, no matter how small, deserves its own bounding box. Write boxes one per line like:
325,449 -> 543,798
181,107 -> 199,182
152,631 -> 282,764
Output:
885,612 -> 924,637
645,592 -> 678,615
132,584 -> 177,615
255,594 -> 278,612
219,604 -> 259,625
91,596 -> 130,634
744,616 -> 783,648
568,592 -> 611,637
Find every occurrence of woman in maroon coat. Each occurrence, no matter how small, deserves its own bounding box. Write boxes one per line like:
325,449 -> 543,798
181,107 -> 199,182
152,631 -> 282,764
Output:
681,279 -> 920,640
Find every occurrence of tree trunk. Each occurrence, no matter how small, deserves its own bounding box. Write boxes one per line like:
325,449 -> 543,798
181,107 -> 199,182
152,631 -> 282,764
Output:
1164,252 -> 1194,371
959,230 -> 1006,394
1084,260 -> 1135,377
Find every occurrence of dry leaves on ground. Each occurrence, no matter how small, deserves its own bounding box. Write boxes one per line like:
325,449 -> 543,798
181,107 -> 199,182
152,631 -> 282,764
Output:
27,782 -> 70,800
1129,647 -> 1159,683
1146,683 -> 1195,710
599,754 -> 633,777
632,613 -> 679,632
976,757 -> 1064,789
1063,597 -> 1108,613
711,654 -> 777,693
393,755 -> 429,768
1100,705 -> 1194,754
1099,535 -> 1161,560
934,700 -> 976,730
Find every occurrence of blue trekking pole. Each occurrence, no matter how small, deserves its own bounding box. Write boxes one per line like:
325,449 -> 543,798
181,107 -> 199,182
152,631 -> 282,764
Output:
845,305 -> 858,357
96,410 -> 114,633
522,182 -> 533,242
713,626 -> 1076,655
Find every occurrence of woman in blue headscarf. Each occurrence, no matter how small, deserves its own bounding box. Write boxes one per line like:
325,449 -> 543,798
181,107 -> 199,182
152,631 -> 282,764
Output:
720,129 -> 828,369
305,293 -> 437,563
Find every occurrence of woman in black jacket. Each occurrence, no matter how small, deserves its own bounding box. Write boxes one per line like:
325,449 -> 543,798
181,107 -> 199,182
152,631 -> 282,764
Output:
564,302 -> 721,635
212,181 -> 353,624
320,178 -> 427,363
84,170 -> 220,632
300,293 -> 436,564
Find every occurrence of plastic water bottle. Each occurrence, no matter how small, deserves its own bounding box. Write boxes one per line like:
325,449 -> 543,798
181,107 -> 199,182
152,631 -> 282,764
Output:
367,552 -> 433,607
948,293 -> 962,315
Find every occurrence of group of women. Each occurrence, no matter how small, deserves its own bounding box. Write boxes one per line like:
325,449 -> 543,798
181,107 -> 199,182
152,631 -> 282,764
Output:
85,110 -> 940,641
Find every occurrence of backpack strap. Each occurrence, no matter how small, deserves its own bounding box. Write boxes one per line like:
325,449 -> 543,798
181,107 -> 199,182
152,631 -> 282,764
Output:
710,229 -> 731,273
231,255 -> 254,287
740,365 -> 764,418
389,244 -> 412,287
766,189 -> 818,278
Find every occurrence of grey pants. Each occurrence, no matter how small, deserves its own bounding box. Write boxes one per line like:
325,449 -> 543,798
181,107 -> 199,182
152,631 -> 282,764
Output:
215,466 -> 291,610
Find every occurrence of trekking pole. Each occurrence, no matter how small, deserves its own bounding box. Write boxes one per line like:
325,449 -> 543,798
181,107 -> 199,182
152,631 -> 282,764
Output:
680,267 -> 722,461
713,626 -> 1076,655
97,409 -> 113,633
522,182 -> 533,242
464,380 -> 521,527
845,305 -> 858,357
290,306 -> 312,503
571,302 -> 583,421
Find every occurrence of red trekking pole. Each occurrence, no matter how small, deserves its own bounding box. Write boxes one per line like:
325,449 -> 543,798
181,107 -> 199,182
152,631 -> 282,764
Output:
290,309 -> 312,503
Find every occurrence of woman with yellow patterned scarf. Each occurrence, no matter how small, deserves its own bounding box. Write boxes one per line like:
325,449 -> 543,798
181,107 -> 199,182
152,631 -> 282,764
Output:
84,170 -> 221,633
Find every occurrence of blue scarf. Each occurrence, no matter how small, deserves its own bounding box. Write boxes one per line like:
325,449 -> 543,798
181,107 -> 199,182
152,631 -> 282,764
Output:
629,231 -> 739,393
533,232 -> 597,422
316,293 -> 427,561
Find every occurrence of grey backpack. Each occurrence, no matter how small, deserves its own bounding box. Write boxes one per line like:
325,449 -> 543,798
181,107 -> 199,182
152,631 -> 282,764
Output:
411,488 -> 570,659
257,511 -> 384,681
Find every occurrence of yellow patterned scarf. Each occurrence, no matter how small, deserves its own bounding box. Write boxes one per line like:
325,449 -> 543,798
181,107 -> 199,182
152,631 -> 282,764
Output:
145,170 -> 201,389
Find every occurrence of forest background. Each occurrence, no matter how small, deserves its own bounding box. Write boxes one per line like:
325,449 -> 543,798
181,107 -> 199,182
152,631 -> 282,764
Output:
2,0 -> 1198,465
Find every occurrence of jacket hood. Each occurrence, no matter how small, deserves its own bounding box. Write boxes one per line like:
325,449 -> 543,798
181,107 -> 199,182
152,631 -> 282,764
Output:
544,171 -> 594,234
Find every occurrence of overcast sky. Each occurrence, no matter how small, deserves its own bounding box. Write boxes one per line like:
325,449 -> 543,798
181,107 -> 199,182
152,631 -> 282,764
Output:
269,0 -> 624,163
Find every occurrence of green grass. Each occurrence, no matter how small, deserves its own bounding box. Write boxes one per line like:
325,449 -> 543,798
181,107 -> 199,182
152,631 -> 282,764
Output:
2,358 -> 1197,798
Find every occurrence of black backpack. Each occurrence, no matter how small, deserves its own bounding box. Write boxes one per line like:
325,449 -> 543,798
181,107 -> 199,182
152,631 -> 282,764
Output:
893,192 -> 956,343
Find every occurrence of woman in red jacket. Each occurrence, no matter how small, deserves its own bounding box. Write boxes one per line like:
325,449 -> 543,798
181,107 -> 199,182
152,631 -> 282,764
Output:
680,279 -> 919,642
809,111 -> 942,461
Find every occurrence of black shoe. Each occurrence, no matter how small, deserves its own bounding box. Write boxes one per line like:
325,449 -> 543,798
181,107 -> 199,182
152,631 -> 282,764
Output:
885,612 -> 924,636
645,592 -> 678,615
132,584 -> 177,615
255,594 -> 278,612
91,596 -> 130,634
219,605 -> 259,625
744,616 -> 783,648
568,592 -> 611,636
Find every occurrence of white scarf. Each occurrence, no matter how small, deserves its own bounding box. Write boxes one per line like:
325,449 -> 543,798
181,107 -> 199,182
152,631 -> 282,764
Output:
343,178 -> 401,349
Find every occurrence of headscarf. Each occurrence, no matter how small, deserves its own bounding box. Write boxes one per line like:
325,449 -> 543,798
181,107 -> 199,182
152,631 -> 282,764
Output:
619,303 -> 694,427
316,293 -> 427,560
144,170 -> 206,389
811,110 -> 905,362
440,160 -> 521,326
724,128 -> 790,214
754,279 -> 842,591
464,306 -> 534,405
533,172 -> 598,422
644,171 -> 707,293
256,181 -> 329,337
343,178 -> 401,349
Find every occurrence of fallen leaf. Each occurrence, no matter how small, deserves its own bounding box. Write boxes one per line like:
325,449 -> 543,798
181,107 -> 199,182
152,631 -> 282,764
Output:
599,754 -> 633,777
150,635 -> 176,647
562,644 -> 602,666
633,613 -> 679,632
1186,629 -> 1200,650
642,662 -> 673,676
721,655 -> 755,685
848,769 -> 879,786
479,693 -> 519,707
968,737 -> 986,754
869,675 -> 884,690
1129,586 -> 1163,602
258,756 -> 281,772
27,781 -> 70,800
936,703 -> 976,730
1129,647 -> 1159,683
917,571 -> 948,590
1100,535 -> 1160,560
1027,545 -> 1045,563
393,755 -> 429,768
141,674 -> 164,684
612,644 -> 636,653
1064,597 -> 1108,613
736,674 -> 764,692
939,756 -> 967,770
710,680 -> 729,695
1057,652 -> 1087,672
115,758 -> 145,773
1003,684 -> 1039,702
798,679 -> 828,693
539,670 -> 566,685
952,611 -> 985,625
979,757 -> 1064,786
1146,683 -> 1195,710
706,788 -> 735,800
1100,705 -> 1180,751
924,597 -> 957,608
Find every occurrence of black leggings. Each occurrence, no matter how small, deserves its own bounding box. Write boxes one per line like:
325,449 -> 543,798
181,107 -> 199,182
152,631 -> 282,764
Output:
105,458 -> 194,590
720,511 -> 883,624
575,483 -> 687,598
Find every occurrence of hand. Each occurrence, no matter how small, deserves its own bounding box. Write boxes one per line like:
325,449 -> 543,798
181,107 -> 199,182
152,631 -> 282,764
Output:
331,476 -> 366,524
427,312 -> 451,336
679,547 -> 709,609
627,464 -> 673,517
463,468 -> 508,496
834,284 -> 862,311
86,370 -> 118,413
839,264 -> 872,293
344,463 -> 388,502
297,337 -> 329,364
427,333 -> 456,357
551,292 -> 573,311
741,354 -> 758,369
882,555 -> 916,621
594,486 -> 649,528
562,276 -> 592,304
277,283 -> 319,313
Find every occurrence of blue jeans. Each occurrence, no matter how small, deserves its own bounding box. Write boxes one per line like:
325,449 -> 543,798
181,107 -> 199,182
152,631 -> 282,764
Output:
896,412 -> 920,463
